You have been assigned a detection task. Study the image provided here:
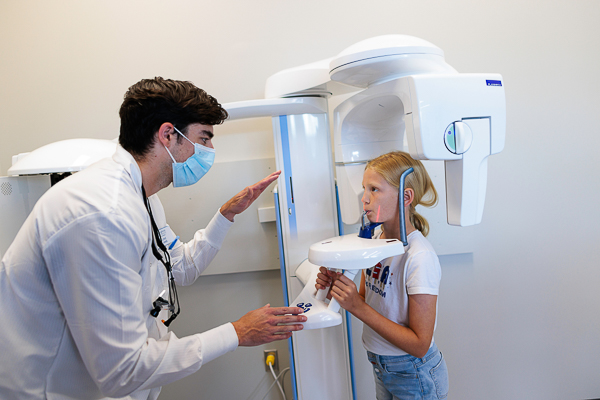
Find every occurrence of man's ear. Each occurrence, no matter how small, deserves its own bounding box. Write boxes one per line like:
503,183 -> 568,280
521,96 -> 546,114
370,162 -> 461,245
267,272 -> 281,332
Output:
403,188 -> 415,207
157,122 -> 176,147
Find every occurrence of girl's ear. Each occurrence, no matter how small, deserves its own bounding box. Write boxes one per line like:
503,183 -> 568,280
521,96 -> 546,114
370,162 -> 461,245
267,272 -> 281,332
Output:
404,188 -> 415,207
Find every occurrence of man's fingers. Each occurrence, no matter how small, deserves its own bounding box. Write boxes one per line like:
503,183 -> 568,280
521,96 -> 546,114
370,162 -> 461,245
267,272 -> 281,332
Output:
268,306 -> 305,316
222,172 -> 281,221
234,303 -> 307,346
263,170 -> 281,182
273,332 -> 293,339
250,171 -> 281,192
276,314 -> 307,324
273,325 -> 304,336
255,171 -> 280,186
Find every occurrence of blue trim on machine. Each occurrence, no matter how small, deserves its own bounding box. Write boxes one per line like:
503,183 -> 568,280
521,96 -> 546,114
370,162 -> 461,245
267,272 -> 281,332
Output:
274,189 -> 289,308
279,115 -> 297,237
399,167 -> 414,246
274,189 -> 298,400
345,310 -> 357,400
336,184 -> 344,237
336,184 -> 357,400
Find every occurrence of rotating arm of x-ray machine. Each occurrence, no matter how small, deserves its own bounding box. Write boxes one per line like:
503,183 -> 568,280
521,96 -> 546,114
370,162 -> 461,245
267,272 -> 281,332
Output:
265,35 -> 505,228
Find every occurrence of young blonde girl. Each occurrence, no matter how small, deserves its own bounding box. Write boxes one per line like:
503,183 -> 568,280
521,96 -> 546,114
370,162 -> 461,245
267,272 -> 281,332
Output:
317,151 -> 449,400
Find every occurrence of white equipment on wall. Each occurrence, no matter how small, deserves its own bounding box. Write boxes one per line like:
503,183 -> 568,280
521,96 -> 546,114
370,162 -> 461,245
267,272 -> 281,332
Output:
0,139 -> 118,259
224,34 -> 505,400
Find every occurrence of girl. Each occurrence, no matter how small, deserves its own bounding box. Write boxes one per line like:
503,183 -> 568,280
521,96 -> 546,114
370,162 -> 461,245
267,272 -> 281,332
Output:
316,151 -> 449,400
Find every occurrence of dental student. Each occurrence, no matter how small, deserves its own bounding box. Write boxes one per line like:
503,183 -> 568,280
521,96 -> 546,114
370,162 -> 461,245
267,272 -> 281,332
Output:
316,151 -> 449,400
0,77 -> 306,400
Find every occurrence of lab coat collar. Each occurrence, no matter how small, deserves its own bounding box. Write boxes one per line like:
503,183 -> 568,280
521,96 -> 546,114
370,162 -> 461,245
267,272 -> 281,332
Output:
112,145 -> 144,197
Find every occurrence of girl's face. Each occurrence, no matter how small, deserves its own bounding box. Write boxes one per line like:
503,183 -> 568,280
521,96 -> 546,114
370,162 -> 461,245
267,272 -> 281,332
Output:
361,168 -> 399,224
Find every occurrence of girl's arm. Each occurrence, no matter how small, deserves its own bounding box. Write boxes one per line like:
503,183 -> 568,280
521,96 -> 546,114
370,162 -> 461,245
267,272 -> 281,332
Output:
331,273 -> 437,358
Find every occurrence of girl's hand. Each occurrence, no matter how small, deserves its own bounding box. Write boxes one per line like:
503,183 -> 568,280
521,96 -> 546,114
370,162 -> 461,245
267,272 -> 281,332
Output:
330,273 -> 364,314
315,267 -> 339,300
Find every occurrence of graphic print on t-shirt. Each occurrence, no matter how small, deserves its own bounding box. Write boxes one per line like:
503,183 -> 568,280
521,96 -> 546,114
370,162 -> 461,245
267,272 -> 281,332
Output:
365,261 -> 392,299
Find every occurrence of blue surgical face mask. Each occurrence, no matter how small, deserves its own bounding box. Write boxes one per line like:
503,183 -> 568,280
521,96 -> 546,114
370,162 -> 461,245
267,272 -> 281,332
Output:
164,126 -> 215,187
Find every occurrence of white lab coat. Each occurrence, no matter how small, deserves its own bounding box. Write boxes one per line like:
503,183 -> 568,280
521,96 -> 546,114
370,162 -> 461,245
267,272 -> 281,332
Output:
0,145 -> 239,400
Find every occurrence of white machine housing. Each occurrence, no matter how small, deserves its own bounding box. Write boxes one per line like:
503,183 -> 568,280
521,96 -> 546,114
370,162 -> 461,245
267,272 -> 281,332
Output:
0,138 -> 118,259
330,35 -> 506,227
7,138 -> 118,176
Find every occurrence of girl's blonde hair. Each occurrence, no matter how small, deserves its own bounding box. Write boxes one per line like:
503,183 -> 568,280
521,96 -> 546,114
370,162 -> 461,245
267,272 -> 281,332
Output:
365,151 -> 438,237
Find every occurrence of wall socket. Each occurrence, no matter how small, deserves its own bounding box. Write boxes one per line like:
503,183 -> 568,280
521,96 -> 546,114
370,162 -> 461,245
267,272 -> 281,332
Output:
263,349 -> 279,372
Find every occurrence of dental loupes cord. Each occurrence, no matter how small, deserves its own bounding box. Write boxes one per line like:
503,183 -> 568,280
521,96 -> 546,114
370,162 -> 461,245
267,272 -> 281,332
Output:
399,168 -> 414,246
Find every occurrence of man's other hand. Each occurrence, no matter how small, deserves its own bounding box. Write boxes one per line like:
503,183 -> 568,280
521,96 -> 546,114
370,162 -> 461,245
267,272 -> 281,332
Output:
220,171 -> 281,222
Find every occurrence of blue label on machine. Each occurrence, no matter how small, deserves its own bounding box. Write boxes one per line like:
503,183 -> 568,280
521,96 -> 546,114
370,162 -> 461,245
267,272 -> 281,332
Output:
486,80 -> 502,86
296,302 -> 312,313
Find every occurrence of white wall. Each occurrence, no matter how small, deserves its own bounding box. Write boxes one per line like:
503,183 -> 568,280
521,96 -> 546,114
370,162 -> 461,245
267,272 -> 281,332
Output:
2,1 -> 600,399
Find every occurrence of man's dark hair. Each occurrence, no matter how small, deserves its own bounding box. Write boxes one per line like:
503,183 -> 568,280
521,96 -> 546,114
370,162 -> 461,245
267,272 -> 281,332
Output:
118,77 -> 228,158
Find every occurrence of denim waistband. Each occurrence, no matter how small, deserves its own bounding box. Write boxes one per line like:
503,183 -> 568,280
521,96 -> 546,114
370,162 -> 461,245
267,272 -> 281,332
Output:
367,342 -> 439,369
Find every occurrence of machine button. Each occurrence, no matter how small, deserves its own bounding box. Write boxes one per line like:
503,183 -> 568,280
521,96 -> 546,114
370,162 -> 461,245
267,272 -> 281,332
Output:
444,123 -> 456,153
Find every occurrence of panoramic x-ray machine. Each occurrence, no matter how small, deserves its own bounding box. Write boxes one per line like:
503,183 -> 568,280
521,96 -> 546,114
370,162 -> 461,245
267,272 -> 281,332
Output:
224,35 -> 505,400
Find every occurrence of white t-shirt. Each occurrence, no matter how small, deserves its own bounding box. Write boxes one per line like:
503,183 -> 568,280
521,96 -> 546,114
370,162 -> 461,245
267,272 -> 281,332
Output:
361,230 -> 442,356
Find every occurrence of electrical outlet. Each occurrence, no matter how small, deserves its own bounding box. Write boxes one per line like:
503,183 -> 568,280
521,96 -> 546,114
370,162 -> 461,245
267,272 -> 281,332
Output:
264,349 -> 279,372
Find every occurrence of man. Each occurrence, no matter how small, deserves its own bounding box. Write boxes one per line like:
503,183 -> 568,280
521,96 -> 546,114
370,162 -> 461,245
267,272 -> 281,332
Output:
0,77 -> 305,399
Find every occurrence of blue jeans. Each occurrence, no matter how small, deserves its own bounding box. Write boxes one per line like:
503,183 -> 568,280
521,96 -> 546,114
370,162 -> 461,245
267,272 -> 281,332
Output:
367,343 -> 449,400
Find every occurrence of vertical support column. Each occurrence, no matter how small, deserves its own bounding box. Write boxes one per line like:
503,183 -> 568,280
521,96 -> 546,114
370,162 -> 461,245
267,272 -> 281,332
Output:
272,111 -> 354,400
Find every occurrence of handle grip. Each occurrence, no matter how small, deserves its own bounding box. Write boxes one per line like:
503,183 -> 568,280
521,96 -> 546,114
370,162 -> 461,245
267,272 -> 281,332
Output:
327,269 -> 358,313
315,287 -> 328,301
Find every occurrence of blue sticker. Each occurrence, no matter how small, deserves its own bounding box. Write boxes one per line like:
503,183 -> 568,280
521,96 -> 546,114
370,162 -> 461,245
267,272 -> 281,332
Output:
486,80 -> 502,87
296,302 -> 312,313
